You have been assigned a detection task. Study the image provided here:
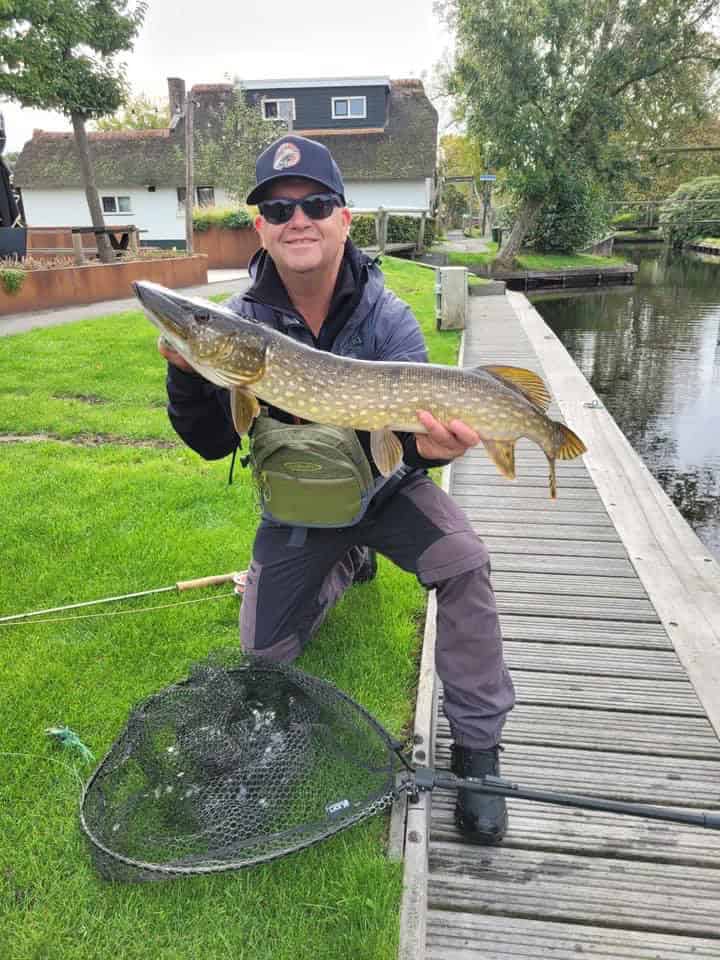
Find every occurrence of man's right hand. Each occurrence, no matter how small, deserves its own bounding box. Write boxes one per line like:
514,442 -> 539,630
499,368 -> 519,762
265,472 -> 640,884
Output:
158,336 -> 196,373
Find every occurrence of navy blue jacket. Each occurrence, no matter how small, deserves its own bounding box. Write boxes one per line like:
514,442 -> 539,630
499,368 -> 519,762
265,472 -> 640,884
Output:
165,242 -> 448,474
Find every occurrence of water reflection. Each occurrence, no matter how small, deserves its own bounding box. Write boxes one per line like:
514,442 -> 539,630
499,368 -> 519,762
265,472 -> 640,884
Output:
533,246 -> 720,560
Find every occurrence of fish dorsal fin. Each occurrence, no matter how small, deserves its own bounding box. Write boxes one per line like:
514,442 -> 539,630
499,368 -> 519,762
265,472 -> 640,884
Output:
370,428 -> 404,477
479,365 -> 552,411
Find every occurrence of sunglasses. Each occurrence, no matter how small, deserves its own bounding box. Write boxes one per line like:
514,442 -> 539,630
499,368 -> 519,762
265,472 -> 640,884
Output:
258,193 -> 342,225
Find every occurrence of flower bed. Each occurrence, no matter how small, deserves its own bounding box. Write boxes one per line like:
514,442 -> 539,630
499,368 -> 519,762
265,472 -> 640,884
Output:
0,254 -> 208,316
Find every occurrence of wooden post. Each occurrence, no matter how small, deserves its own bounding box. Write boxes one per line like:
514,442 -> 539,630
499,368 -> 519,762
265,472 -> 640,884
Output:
72,233 -> 85,265
416,213 -> 426,255
128,227 -> 139,256
184,92 -> 194,255
379,209 -> 388,255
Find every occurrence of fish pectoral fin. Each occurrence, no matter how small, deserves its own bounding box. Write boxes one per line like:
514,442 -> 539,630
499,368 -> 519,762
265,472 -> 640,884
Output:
230,387 -> 260,436
481,438 -> 516,481
480,365 -> 552,411
370,428 -> 404,477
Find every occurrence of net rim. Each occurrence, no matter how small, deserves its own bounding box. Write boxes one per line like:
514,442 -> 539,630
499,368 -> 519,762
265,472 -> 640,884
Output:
79,658 -> 406,878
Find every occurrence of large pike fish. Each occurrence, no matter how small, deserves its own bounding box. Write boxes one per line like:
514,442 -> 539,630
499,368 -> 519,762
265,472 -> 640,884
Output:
135,281 -> 586,497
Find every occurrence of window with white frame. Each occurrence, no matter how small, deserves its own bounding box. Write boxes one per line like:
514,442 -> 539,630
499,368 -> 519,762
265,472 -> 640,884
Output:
102,195 -> 132,214
331,96 -> 367,120
262,98 -> 295,121
177,186 -> 215,212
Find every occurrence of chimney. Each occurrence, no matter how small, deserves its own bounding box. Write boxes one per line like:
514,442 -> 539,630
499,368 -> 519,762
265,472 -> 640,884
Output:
167,77 -> 186,118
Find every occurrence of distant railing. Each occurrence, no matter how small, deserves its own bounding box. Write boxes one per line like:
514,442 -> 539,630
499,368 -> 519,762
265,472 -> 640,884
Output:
349,206 -> 430,255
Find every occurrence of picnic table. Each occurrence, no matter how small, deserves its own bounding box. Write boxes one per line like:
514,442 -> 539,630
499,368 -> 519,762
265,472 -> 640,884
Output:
71,225 -> 147,263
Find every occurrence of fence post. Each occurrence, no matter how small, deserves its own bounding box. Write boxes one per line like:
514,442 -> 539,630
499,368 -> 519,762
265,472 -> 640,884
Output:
416,213 -> 426,255
72,233 -> 85,265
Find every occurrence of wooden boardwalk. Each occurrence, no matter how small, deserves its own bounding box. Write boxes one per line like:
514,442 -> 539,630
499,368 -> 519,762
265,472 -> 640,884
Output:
398,292 -> 720,958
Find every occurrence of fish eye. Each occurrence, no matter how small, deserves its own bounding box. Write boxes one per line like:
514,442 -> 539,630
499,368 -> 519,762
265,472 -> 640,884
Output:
193,311 -> 210,325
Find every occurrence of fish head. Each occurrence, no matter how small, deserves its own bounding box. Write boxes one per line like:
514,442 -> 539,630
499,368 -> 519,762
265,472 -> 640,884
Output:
134,281 -> 270,386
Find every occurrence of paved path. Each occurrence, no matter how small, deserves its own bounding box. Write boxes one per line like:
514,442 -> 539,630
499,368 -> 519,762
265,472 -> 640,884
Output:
432,228 -> 490,255
0,269 -> 250,337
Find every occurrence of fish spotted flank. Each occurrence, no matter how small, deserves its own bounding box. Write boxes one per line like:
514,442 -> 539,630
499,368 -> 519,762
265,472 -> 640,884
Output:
135,281 -> 587,498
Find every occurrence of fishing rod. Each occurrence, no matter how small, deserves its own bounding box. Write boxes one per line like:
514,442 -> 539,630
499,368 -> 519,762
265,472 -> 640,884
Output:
0,572 -> 243,624
409,767 -> 720,830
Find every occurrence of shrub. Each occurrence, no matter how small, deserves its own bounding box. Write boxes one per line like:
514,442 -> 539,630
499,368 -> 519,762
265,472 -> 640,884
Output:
0,267 -> 26,294
192,207 -> 254,232
660,176 -> 720,249
349,214 -> 435,248
526,177 -> 610,253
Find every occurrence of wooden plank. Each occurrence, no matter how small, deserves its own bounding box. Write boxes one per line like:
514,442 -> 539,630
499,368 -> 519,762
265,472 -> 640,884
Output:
452,466 -> 597,487
498,614 -> 671,647
427,843 -> 720,937
454,491 -> 609,513
482,536 -> 631,559
452,476 -> 599,494
466,506 -> 613,526
426,912 -> 720,959
397,464 -> 452,960
506,670 -> 704,715
490,553 -> 636,577
437,704 -> 720,759
491,571 -> 648,599
511,291 -> 720,740
501,640 -> 685,679
473,521 -> 620,542
454,490 -> 608,512
432,741 -> 720,805
431,798 -> 720,866
495,591 -> 658,621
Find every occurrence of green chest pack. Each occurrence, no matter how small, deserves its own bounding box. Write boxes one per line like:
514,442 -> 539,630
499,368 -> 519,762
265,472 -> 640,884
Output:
248,415 -> 381,528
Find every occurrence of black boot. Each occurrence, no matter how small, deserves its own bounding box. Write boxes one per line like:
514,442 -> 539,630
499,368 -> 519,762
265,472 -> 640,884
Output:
352,548 -> 377,585
450,743 -> 508,844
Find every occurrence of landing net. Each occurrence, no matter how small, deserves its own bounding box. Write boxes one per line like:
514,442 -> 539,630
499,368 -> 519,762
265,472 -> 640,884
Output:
80,652 -> 403,881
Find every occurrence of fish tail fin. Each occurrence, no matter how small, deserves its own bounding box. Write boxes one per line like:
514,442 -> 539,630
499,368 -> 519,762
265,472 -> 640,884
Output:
553,422 -> 587,460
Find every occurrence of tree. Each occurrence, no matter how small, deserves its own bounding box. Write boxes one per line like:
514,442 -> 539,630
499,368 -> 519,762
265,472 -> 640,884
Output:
194,82 -> 287,204
440,0 -> 720,269
660,175 -> 720,248
92,93 -> 169,131
0,1 -> 147,262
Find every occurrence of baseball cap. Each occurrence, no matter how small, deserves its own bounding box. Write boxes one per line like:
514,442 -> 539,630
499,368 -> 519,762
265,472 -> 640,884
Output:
246,135 -> 346,205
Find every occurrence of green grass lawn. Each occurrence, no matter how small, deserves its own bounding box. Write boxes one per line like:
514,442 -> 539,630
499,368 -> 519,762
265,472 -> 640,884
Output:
0,257 -> 456,959
447,241 -> 629,270
696,237 -> 720,247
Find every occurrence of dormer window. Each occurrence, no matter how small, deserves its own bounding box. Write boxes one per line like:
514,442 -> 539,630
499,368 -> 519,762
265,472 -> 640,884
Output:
262,98 -> 295,121
332,96 -> 367,120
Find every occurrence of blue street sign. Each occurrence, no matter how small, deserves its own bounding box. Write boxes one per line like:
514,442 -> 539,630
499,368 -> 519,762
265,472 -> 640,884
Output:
479,174 -> 497,181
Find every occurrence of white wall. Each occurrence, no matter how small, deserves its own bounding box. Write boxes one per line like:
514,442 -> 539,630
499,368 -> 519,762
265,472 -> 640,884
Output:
344,179 -> 432,211
21,186 -> 234,243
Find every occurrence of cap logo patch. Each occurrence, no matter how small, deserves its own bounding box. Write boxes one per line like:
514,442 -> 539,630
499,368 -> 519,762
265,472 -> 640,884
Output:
273,142 -> 301,171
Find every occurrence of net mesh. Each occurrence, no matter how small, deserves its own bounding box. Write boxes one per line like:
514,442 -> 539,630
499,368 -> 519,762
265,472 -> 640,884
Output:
80,651 -> 404,881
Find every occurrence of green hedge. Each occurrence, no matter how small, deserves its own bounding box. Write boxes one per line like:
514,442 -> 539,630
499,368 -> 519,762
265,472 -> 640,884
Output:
349,214 -> 436,248
192,207 -> 254,232
660,176 -> 720,249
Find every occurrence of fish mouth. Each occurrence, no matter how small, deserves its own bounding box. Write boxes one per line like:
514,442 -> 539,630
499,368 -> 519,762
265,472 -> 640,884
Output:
133,281 -> 195,347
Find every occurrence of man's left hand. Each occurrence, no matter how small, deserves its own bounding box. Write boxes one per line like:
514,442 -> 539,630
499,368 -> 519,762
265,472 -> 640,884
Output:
415,410 -> 483,461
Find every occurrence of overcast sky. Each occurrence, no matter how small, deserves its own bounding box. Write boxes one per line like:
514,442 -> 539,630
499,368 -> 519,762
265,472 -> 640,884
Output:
0,0 -> 455,153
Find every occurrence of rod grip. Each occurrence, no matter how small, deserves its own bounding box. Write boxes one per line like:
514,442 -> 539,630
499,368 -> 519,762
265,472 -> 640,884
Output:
175,573 -> 238,592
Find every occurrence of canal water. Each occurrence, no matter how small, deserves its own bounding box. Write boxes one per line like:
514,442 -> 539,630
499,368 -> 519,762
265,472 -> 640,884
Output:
532,246 -> 720,561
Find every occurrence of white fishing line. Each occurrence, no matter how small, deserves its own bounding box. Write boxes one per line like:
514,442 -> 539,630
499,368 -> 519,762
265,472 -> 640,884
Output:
0,591 -> 236,627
